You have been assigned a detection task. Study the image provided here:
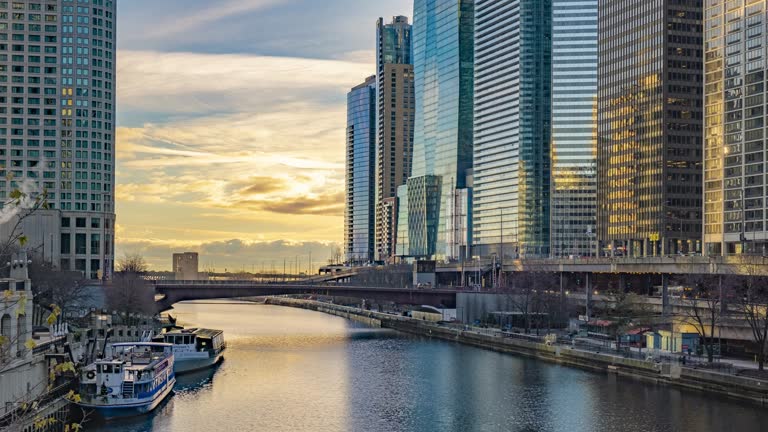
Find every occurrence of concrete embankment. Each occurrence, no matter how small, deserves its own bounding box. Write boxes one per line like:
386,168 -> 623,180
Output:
265,297 -> 768,406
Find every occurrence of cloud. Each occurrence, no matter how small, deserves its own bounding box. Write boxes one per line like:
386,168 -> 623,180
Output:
117,50 -> 373,122
238,190 -> 345,216
115,236 -> 339,272
142,0 -> 289,40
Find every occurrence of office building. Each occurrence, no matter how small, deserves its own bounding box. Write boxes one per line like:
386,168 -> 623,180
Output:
0,1 -> 117,279
344,76 -> 376,263
597,0 -> 703,256
473,0 -> 552,258
703,0 -> 768,255
374,16 -> 414,263
173,252 -> 199,280
550,0 -> 598,258
401,0 -> 474,260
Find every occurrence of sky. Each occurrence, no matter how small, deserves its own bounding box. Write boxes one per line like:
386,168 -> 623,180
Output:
115,0 -> 413,271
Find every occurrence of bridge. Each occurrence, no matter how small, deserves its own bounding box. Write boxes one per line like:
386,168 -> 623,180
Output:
153,280 -> 457,311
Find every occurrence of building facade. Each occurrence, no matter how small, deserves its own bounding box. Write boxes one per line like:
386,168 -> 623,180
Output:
473,0 -> 553,259
0,1 -> 116,279
172,252 -> 199,280
403,0 -> 474,260
703,0 -> 768,255
597,0 -> 703,257
344,76 -> 377,263
375,16 -> 414,263
551,0 -> 598,258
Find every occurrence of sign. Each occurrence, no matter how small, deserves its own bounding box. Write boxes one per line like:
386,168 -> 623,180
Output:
578,315 -> 590,322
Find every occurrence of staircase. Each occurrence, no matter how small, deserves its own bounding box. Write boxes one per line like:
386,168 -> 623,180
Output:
122,381 -> 134,398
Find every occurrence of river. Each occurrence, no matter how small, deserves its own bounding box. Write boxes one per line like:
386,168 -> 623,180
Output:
85,301 -> 768,432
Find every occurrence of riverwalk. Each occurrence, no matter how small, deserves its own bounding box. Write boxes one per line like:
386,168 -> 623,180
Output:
264,297 -> 768,406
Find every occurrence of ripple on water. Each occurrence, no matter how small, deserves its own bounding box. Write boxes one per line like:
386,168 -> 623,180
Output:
84,302 -> 768,432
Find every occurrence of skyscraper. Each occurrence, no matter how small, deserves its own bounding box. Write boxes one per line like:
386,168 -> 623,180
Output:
597,0 -> 703,257
472,0 -> 553,259
703,0 -> 768,256
344,76 -> 376,263
551,0 -> 598,258
0,1 -> 116,279
402,0 -> 474,260
374,16 -> 413,263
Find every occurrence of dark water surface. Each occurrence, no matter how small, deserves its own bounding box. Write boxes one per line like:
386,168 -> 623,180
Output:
86,301 -> 768,432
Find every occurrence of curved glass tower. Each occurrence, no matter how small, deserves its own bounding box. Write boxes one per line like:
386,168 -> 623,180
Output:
407,0 -> 474,260
0,0 -> 116,279
344,76 -> 377,263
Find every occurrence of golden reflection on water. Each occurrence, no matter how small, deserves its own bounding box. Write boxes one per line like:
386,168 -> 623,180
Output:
162,300 -> 352,432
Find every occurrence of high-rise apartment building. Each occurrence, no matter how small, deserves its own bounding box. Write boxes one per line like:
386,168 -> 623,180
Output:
704,0 -> 768,256
551,0 -> 598,258
473,0 -> 552,258
401,0 -> 474,260
597,0 -> 703,257
0,1 -> 116,279
344,76 -> 376,263
374,16 -> 413,263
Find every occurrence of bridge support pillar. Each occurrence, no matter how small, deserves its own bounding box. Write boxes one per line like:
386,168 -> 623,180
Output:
559,272 -> 565,320
619,274 -> 628,293
662,273 -> 670,317
585,272 -> 592,321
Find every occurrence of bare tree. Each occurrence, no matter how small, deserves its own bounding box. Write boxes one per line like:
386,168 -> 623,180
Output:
116,253 -> 148,275
28,261 -> 91,323
679,273 -> 728,363
105,272 -> 156,324
506,270 -> 559,334
734,262 -> 768,370
328,245 -> 343,265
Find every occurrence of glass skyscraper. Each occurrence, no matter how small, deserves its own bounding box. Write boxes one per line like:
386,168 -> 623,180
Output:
344,76 -> 376,263
472,0 -> 552,259
404,0 -> 474,260
597,0 -> 703,257
0,0 -> 116,279
374,16 -> 413,263
551,0 -> 598,258
704,0 -> 768,255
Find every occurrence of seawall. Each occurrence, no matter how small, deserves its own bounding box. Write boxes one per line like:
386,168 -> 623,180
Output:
265,297 -> 768,406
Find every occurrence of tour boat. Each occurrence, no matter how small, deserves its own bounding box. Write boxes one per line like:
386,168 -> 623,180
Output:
155,328 -> 226,374
77,342 -> 176,419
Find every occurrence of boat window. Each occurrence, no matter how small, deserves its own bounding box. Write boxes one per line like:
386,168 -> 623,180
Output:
103,364 -> 112,374
185,335 -> 191,344
96,364 -> 101,373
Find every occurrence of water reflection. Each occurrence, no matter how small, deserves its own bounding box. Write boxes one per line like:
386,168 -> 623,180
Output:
85,301 -> 768,432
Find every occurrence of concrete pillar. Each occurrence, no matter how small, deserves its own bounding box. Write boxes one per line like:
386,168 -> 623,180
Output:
586,273 -> 592,321
619,274 -> 627,293
559,272 -> 566,320
662,273 -> 670,317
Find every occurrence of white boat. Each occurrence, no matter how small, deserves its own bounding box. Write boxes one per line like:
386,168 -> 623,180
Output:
156,328 -> 226,374
77,342 -> 176,419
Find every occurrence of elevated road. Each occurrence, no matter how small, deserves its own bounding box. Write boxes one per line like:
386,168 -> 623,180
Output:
153,280 -> 457,311
439,256 -> 768,276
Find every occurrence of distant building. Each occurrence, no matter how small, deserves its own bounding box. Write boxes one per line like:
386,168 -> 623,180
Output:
597,0 -> 703,256
344,76 -> 377,263
703,0 -> 768,255
400,0 -> 475,261
173,252 -> 200,280
375,16 -> 414,264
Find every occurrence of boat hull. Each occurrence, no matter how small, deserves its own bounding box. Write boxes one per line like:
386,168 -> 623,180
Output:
78,377 -> 176,420
175,351 -> 224,374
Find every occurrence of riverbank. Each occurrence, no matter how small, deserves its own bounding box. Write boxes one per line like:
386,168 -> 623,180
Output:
264,297 -> 768,406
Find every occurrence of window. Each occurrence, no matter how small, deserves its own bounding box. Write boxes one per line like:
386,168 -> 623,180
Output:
75,217 -> 85,228
61,217 -> 70,228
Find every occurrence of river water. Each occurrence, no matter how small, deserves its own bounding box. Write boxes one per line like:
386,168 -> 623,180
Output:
86,301 -> 768,432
